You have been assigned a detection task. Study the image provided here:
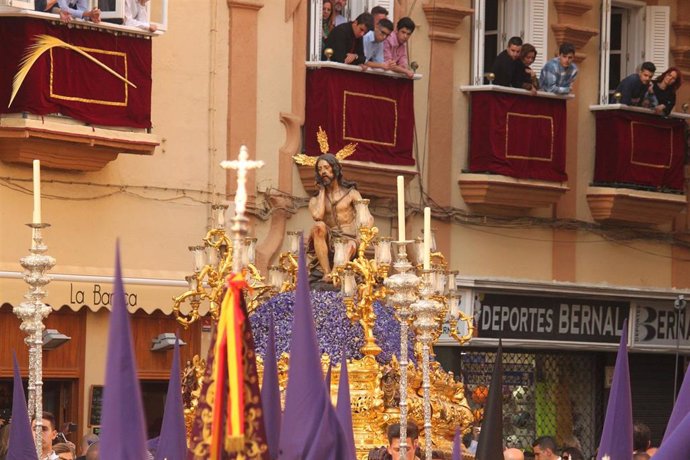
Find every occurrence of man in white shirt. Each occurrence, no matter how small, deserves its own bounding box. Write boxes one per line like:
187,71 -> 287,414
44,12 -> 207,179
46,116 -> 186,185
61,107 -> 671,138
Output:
32,411 -> 59,460
125,0 -> 157,32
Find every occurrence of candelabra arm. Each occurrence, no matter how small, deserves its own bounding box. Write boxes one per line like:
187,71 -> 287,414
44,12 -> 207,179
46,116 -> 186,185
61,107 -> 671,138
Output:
449,311 -> 475,345
337,226 -> 385,357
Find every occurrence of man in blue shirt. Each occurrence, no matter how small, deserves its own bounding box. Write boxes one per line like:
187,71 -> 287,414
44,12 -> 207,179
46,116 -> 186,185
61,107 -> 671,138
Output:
615,61 -> 660,110
57,0 -> 101,22
363,18 -> 394,70
539,43 -> 578,94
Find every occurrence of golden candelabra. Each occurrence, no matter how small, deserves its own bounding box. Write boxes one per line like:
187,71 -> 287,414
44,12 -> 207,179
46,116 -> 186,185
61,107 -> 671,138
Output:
172,204 -> 279,325
334,224 -> 390,356
172,204 -> 232,327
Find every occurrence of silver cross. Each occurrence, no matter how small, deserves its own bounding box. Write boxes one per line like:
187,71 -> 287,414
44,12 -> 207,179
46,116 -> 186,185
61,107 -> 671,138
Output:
220,145 -> 264,218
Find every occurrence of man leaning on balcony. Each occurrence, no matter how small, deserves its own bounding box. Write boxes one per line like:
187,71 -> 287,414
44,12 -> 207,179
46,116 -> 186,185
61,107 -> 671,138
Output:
323,12 -> 374,65
615,61 -> 661,113
56,0 -> 101,23
539,43 -> 578,95
363,18 -> 395,71
383,17 -> 417,79
124,0 -> 157,32
490,36 -> 522,87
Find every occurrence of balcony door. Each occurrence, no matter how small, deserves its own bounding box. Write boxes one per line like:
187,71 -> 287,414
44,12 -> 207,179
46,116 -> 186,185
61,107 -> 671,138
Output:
472,0 -> 548,85
308,0 -> 394,62
598,0 -> 669,104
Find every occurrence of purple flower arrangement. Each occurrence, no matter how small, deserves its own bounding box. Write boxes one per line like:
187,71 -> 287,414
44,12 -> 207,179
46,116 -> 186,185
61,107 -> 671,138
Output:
249,290 -> 415,365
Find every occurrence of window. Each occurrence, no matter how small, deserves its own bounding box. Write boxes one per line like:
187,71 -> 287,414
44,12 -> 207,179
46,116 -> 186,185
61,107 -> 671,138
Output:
98,0 -> 125,22
471,0 -> 548,85
348,0 -> 394,20
98,0 -> 169,31
308,0 -> 393,62
598,1 -> 669,104
0,0 -> 168,31
0,0 -> 35,9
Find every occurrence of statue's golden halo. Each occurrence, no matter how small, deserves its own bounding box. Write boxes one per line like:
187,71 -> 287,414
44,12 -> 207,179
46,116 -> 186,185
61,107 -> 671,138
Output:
292,126 -> 357,167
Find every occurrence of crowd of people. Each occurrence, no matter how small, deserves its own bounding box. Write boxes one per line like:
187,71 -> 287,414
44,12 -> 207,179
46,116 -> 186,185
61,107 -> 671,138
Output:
31,0 -> 157,32
0,411 -> 159,460
0,405 -> 666,460
489,35 -> 682,115
359,421 -> 664,460
320,2 -> 417,79
490,36 -> 578,95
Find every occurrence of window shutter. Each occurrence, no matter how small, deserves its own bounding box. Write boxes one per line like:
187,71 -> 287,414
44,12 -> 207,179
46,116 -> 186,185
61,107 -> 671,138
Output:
599,0 -> 611,104
472,0 -> 486,85
644,5 -> 669,78
309,0 -> 323,62
524,0 -> 547,75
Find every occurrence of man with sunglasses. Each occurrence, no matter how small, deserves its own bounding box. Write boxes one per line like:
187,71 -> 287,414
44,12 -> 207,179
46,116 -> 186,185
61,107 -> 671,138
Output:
32,411 -> 59,460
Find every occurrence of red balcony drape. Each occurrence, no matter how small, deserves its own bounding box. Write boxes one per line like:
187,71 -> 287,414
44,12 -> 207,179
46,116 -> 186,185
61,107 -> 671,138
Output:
468,91 -> 568,182
0,17 -> 152,128
594,110 -> 686,191
305,67 -> 415,166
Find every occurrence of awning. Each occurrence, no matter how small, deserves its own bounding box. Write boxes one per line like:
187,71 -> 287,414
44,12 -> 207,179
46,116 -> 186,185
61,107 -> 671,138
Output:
0,271 -> 194,315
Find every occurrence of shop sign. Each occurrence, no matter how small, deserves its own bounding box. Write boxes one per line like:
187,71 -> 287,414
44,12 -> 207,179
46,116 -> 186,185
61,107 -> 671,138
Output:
633,302 -> 690,349
474,292 -> 629,344
69,283 -> 138,307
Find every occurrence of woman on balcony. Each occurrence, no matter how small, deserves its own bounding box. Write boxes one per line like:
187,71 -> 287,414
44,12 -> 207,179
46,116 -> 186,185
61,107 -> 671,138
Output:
652,67 -> 682,116
512,43 -> 539,95
322,0 -> 335,49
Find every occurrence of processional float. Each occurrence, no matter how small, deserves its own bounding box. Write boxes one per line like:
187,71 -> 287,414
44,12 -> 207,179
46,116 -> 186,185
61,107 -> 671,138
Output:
175,136 -> 477,459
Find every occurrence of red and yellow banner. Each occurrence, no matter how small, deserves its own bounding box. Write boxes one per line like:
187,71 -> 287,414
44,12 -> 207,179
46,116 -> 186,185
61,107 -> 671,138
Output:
187,271 -> 270,459
210,274 -> 247,456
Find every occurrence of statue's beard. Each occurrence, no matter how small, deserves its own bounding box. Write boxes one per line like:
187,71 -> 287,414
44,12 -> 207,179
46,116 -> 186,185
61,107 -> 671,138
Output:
321,175 -> 333,186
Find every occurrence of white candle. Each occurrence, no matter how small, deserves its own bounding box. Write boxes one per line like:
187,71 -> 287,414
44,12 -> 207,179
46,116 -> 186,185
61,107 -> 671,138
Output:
397,176 -> 405,242
32,159 -> 41,224
423,207 -> 431,270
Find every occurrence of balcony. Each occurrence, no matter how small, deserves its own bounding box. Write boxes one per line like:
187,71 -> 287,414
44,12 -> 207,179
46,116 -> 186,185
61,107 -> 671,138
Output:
299,62 -> 421,200
0,7 -> 163,171
458,85 -> 571,214
587,104 -> 689,226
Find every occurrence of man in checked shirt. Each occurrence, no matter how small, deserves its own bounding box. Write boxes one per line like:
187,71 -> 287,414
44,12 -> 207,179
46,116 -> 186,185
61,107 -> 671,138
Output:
539,43 -> 578,95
